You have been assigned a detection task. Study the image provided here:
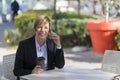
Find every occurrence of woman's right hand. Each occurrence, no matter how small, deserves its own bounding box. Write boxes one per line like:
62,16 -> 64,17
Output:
32,65 -> 44,74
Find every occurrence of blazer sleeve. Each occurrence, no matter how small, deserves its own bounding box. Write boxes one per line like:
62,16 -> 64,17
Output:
47,39 -> 65,69
13,42 -> 32,76
54,47 -> 65,68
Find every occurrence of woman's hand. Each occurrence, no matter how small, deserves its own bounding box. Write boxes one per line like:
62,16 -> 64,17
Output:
32,65 -> 44,74
48,31 -> 61,47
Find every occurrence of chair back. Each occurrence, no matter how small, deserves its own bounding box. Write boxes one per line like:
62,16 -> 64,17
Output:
101,50 -> 120,74
3,53 -> 17,80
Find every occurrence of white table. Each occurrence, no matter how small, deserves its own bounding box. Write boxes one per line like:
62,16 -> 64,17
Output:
20,67 -> 117,80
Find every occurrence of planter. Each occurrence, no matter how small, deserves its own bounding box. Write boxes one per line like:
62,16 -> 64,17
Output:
86,20 -> 120,54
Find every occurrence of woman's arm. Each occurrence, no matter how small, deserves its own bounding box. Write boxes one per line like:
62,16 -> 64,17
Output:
54,47 -> 65,68
13,42 -> 32,76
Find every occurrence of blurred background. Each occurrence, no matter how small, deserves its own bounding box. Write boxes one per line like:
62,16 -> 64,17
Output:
0,0 -> 120,48
0,0 -> 120,22
0,0 -> 120,79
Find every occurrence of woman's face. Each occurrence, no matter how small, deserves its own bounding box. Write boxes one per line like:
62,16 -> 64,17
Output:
35,22 -> 50,40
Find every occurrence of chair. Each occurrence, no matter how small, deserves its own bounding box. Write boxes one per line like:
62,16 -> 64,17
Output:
101,50 -> 120,74
3,53 -> 17,80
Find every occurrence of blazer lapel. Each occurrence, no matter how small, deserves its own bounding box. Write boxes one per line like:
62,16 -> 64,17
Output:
46,39 -> 51,66
46,39 -> 55,68
29,36 -> 37,63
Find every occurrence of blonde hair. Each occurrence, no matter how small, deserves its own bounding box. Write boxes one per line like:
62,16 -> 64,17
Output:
34,15 -> 51,31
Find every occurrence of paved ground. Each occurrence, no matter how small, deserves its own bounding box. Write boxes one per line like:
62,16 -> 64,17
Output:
0,21 -> 104,79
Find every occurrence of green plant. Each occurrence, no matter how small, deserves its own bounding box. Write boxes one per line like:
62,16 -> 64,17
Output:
4,10 -> 95,47
56,19 -> 93,47
4,29 -> 21,46
115,30 -> 120,50
55,12 -> 96,19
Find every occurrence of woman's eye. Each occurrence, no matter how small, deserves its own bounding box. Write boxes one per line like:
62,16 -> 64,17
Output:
37,27 -> 41,31
45,26 -> 49,29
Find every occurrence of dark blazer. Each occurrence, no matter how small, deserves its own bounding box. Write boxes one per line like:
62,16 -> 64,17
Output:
13,36 -> 65,76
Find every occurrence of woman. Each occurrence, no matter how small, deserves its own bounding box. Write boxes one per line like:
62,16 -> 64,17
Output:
13,15 -> 65,78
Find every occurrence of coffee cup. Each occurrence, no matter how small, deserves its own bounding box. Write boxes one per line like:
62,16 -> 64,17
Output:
36,57 -> 45,69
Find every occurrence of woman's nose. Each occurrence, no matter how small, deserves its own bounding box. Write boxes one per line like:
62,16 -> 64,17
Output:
41,27 -> 45,31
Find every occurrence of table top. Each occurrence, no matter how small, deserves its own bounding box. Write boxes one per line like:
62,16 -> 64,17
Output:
20,67 -> 117,80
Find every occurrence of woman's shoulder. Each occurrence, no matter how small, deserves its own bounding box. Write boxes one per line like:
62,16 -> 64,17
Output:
19,36 -> 35,44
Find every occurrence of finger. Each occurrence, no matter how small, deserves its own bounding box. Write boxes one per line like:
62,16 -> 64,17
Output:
50,31 -> 57,35
35,65 -> 42,69
49,30 -> 53,34
50,35 -> 59,40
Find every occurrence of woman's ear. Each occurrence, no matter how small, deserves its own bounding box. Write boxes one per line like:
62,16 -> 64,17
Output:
49,27 -> 52,33
49,29 -> 51,32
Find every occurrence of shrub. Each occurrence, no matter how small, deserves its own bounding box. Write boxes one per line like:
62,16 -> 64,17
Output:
4,29 -> 21,46
4,10 -> 95,47
115,29 -> 120,50
55,12 -> 96,19
56,19 -> 92,47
